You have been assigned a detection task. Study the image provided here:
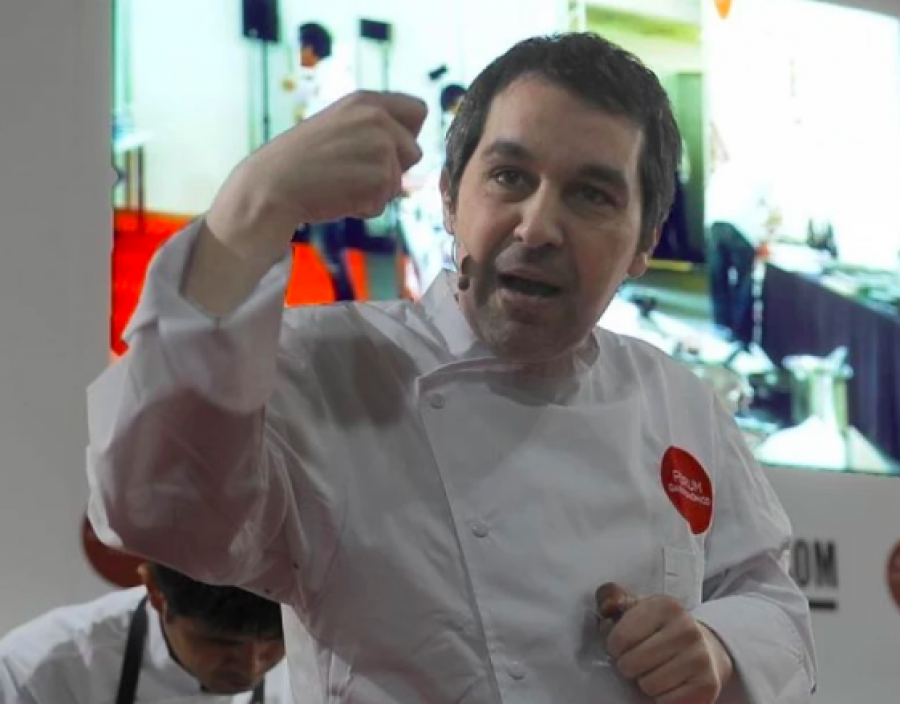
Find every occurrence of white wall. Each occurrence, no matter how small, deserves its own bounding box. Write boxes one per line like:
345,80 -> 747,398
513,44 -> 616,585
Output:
704,0 -> 900,268
0,0 -> 110,632
766,467 -> 900,704
455,0 -> 569,81
129,0 -> 254,216
128,0 -> 568,215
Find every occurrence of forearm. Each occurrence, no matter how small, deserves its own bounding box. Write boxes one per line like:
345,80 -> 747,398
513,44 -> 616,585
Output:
86,350 -> 287,585
88,221 -> 293,588
694,555 -> 816,704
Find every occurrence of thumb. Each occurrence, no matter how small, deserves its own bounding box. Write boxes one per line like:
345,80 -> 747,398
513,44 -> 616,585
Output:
595,582 -> 640,622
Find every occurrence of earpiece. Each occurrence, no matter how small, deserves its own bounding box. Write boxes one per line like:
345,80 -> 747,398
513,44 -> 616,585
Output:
458,254 -> 473,291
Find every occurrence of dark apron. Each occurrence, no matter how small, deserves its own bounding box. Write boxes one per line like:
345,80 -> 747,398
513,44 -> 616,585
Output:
115,596 -> 266,704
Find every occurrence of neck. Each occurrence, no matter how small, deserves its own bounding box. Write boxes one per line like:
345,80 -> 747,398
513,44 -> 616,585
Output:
506,340 -> 596,378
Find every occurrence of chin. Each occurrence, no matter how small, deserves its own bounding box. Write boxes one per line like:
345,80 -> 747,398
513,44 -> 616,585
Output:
463,292 -> 592,364
490,320 -> 590,364
206,678 -> 259,695
485,328 -> 581,366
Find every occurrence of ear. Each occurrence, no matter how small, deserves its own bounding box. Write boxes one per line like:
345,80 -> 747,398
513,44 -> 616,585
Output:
439,169 -> 455,235
626,228 -> 660,279
137,564 -> 168,617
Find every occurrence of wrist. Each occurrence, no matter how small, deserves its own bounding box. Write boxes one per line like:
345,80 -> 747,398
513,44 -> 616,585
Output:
207,173 -> 299,263
184,175 -> 299,316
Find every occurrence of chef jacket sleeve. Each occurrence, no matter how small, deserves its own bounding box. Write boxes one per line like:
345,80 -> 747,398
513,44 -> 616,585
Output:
693,396 -> 817,704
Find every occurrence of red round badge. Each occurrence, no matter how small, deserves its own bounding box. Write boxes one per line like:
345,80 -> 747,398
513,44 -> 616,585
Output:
81,513 -> 144,588
661,447 -> 713,535
887,541 -> 900,613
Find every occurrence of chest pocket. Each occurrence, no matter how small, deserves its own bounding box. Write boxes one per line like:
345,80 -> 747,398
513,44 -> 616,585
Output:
655,447 -> 713,612
662,544 -> 705,611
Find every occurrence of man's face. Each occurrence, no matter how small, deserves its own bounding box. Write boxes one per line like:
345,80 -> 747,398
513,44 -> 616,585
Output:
443,77 -> 654,362
164,616 -> 286,695
300,45 -> 319,68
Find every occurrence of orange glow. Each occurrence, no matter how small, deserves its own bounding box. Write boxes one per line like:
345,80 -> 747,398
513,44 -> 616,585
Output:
715,0 -> 733,20
111,212 -> 376,354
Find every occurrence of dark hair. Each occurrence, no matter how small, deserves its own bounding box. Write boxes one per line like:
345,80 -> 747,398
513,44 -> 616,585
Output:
299,22 -> 332,60
445,33 -> 681,250
440,83 -> 467,113
150,564 -> 283,640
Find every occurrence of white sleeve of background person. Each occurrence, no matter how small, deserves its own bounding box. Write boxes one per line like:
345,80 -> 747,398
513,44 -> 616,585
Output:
85,218 -> 298,600
0,619 -> 90,704
692,397 -> 817,704
306,57 -> 356,118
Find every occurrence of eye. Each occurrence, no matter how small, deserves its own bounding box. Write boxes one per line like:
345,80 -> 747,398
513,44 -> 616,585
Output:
492,168 -> 528,189
577,184 -> 612,206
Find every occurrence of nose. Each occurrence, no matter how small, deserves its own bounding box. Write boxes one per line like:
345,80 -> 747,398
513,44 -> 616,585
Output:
513,184 -> 564,249
234,641 -> 282,679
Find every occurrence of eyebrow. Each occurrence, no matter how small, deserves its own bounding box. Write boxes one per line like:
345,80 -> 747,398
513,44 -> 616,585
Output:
481,139 -> 629,193
482,139 -> 534,162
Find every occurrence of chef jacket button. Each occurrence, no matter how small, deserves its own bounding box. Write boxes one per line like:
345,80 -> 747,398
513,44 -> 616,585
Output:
428,392 -> 446,409
507,661 -> 526,680
470,520 -> 490,538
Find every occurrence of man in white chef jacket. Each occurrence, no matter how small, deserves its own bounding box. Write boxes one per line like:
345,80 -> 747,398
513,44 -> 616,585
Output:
86,33 -> 816,704
0,564 -> 294,703
282,22 -> 355,124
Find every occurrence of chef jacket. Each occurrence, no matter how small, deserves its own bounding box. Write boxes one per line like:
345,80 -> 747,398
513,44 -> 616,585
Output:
87,220 -> 816,704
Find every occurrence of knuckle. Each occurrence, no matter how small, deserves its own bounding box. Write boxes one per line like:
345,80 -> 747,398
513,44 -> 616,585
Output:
380,177 -> 398,201
661,594 -> 683,611
673,623 -> 703,651
367,200 -> 387,218
356,104 -> 381,126
685,620 -> 705,644
359,103 -> 391,130
615,657 -> 637,680
347,89 -> 372,106
605,633 -> 624,660
696,679 -> 721,703
375,135 -> 395,160
356,201 -> 377,220
637,676 -> 662,698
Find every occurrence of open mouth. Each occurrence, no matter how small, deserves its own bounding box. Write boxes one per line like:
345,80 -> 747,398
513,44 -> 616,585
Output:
498,273 -> 563,298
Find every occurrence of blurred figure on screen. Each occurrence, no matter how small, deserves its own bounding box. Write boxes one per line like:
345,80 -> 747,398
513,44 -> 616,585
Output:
283,22 -> 355,123
705,124 -> 780,348
285,22 -> 366,301
656,138 -> 692,261
399,82 -> 470,295
440,83 -> 466,120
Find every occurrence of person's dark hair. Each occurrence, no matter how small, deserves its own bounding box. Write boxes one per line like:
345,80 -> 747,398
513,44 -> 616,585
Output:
150,564 -> 283,639
440,83 -> 467,113
299,22 -> 333,60
445,33 -> 681,250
